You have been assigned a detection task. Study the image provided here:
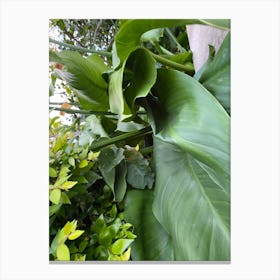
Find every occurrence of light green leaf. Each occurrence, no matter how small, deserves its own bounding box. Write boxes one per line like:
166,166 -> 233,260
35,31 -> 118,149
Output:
110,239 -> 134,255
56,244 -> 70,261
124,190 -> 174,260
79,159 -> 88,168
162,51 -> 193,67
59,181 -> 78,190
150,69 -> 230,260
119,247 -> 131,260
49,167 -> 57,178
194,32 -> 231,113
68,157 -> 75,167
141,28 -> 164,43
54,51 -> 109,111
88,151 -> 100,161
108,66 -> 131,116
200,19 -> 230,30
62,221 -> 74,235
54,175 -> 70,187
68,230 -> 84,240
59,165 -> 70,178
49,189 -> 61,205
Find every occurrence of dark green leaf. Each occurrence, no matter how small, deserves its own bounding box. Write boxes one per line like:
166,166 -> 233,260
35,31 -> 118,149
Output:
115,19 -> 229,64
126,153 -> 154,189
123,48 -> 157,114
115,161 -> 127,202
92,214 -> 106,234
124,190 -> 174,260
195,32 -> 230,113
49,203 -> 62,216
98,146 -> 124,194
60,192 -> 71,204
98,227 -> 113,247
150,69 -> 230,260
79,240 -> 89,253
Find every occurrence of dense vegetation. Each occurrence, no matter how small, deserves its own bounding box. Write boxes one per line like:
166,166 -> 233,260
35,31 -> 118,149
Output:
49,19 -> 230,261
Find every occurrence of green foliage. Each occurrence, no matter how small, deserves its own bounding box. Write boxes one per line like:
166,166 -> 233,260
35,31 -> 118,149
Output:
194,32 -> 231,114
49,18 -> 230,261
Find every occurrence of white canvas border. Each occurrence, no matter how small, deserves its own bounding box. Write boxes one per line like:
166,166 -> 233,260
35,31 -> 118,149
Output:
0,0 -> 279,279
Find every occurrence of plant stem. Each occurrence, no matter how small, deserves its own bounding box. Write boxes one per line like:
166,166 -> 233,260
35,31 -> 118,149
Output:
91,127 -> 153,151
49,101 -> 79,106
49,38 -> 112,57
49,106 -> 116,116
140,146 -> 153,155
165,28 -> 185,53
149,51 -> 194,75
49,106 -> 147,116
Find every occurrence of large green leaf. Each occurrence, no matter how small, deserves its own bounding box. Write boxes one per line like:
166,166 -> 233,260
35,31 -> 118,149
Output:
108,47 -> 156,117
54,51 -> 109,111
124,48 -> 157,113
124,190 -> 174,260
150,69 -> 230,260
115,19 -> 230,64
194,32 -> 231,113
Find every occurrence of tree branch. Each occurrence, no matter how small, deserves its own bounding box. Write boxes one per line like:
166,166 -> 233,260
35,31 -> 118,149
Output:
49,38 -> 112,57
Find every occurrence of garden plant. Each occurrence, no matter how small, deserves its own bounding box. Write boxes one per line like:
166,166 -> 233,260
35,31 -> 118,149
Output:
49,19 -> 230,261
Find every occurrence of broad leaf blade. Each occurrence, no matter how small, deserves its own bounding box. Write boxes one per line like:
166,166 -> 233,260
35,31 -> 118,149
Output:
150,69 -> 230,260
54,51 -> 109,111
124,190 -> 174,260
115,19 -> 230,63
195,32 -> 231,113
124,48 -> 157,113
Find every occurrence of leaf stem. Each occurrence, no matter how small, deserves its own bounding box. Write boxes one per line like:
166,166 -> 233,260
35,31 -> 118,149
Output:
140,146 -> 153,155
49,106 -> 147,116
49,101 -> 79,106
165,28 -> 185,53
49,38 -> 112,57
91,127 -> 153,151
49,106 -> 116,116
149,51 -> 194,75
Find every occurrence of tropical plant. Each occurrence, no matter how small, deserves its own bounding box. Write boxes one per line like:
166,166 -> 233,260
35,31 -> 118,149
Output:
49,19 -> 230,261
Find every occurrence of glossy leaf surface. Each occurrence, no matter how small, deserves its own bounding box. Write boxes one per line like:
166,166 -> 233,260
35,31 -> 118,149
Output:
124,190 -> 174,260
150,69 -> 230,260
115,19 -> 230,64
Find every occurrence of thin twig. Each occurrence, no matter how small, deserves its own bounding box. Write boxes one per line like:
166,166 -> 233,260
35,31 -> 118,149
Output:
49,38 -> 112,57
